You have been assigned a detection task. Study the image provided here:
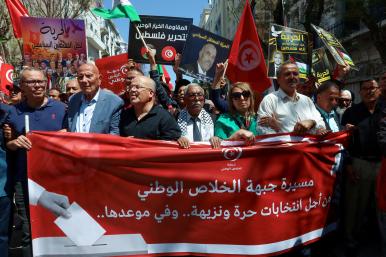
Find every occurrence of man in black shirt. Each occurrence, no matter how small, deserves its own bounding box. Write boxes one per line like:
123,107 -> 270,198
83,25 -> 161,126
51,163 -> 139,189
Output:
341,78 -> 382,256
119,76 -> 181,140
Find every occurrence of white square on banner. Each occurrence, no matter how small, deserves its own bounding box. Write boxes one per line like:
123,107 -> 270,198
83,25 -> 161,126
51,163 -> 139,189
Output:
54,202 -> 106,246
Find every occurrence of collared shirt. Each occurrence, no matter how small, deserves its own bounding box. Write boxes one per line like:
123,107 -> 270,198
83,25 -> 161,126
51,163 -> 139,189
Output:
120,105 -> 181,140
316,105 -> 340,132
6,98 -> 67,182
258,88 -> 325,134
75,88 -> 100,133
178,109 -> 214,142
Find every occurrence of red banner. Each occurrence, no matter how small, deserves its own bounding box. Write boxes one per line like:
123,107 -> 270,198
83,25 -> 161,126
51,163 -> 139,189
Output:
95,53 -> 128,95
27,132 -> 348,257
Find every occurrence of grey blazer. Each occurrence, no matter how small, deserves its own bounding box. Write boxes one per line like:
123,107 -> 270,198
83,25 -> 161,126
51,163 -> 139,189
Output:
67,88 -> 124,135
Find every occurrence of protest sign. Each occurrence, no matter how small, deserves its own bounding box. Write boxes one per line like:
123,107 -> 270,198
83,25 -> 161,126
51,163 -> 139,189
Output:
311,24 -> 356,69
312,48 -> 331,84
129,15 -> 193,65
28,131 -> 348,257
95,53 -> 128,95
180,25 -> 232,82
21,17 -> 87,91
268,24 -> 310,79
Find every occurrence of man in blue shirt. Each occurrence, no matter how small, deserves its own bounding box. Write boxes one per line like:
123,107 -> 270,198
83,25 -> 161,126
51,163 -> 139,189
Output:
315,81 -> 341,132
6,67 -> 67,257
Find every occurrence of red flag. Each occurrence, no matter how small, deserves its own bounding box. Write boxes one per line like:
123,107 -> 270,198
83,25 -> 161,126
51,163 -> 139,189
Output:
0,64 -> 14,95
226,0 -> 271,93
161,65 -> 173,91
5,0 -> 29,38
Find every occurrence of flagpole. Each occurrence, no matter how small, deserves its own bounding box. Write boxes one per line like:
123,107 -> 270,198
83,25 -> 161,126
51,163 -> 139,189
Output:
133,24 -> 149,51
222,59 -> 229,79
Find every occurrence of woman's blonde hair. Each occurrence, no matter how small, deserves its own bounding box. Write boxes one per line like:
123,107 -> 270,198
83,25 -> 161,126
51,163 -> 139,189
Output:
227,82 -> 255,116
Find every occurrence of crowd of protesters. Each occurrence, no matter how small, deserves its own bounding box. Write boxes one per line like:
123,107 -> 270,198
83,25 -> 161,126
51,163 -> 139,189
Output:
0,47 -> 385,257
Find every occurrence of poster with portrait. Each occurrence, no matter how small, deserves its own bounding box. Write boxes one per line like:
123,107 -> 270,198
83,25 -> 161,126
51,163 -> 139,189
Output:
268,24 -> 310,79
311,24 -> 356,69
128,15 -> 193,65
179,25 -> 232,82
95,53 -> 129,95
21,17 -> 87,91
312,48 -> 331,84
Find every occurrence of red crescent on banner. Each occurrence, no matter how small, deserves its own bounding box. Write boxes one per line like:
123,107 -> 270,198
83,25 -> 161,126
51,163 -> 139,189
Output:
222,147 -> 243,161
120,64 -> 129,75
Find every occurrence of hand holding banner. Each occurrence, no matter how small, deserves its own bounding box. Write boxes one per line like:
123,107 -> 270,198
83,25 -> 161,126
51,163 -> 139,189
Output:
28,131 -> 348,257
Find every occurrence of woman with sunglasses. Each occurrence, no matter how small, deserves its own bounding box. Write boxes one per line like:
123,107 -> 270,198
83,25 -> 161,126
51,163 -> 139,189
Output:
214,82 -> 261,143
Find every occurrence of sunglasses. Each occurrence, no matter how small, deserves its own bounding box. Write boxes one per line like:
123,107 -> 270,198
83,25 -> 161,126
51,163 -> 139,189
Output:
231,91 -> 251,100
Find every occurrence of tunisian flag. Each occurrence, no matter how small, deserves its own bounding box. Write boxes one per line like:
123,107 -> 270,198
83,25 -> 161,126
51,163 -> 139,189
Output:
0,64 -> 14,95
226,0 -> 271,93
5,0 -> 29,38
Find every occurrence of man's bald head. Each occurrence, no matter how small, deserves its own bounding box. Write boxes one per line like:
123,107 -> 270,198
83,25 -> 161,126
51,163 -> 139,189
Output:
77,62 -> 101,101
129,75 -> 156,105
136,75 -> 156,91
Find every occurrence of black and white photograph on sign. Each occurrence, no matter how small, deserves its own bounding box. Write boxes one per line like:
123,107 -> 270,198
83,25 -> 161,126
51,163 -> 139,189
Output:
268,24 -> 310,79
128,15 -> 193,64
179,25 -> 232,82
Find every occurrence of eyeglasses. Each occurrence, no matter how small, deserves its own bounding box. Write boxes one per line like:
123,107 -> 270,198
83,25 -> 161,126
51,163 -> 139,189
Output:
231,91 -> 251,100
339,98 -> 352,103
129,85 -> 153,92
361,86 -> 379,92
187,93 -> 204,99
22,80 -> 47,87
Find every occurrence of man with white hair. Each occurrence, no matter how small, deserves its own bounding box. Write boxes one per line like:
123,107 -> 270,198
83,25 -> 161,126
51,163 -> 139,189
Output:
336,89 -> 352,122
176,83 -> 220,148
67,63 -> 124,135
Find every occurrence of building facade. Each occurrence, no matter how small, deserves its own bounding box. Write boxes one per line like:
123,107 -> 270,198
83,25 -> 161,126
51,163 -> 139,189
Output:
286,0 -> 386,100
81,1 -> 127,62
200,0 -> 273,43
200,0 -> 386,99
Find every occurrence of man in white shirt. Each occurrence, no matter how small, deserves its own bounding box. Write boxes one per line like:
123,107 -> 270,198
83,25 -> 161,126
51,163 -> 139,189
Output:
258,62 -> 325,134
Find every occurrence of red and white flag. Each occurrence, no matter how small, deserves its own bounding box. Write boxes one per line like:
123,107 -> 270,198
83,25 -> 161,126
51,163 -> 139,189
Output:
0,63 -> 14,95
5,0 -> 29,38
226,0 -> 271,93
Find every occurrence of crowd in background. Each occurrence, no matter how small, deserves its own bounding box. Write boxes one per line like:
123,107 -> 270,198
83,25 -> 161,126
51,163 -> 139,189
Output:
0,48 -> 385,257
